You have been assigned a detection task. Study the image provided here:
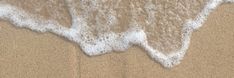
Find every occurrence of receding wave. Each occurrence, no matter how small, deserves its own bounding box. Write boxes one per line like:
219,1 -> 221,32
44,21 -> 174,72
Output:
0,0 -> 233,68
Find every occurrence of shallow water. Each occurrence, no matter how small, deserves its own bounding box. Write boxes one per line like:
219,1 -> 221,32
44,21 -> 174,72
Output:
0,0 -> 233,68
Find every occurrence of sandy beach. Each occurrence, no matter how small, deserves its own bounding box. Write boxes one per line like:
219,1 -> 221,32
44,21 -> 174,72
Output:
0,1 -> 234,78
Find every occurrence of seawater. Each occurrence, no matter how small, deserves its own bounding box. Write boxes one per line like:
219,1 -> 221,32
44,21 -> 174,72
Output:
0,0 -> 233,68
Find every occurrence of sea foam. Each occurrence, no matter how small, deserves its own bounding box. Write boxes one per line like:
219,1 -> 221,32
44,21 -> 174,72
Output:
0,0 -> 233,68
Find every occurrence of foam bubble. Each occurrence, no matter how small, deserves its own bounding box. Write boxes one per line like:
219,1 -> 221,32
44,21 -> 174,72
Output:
0,0 -> 233,68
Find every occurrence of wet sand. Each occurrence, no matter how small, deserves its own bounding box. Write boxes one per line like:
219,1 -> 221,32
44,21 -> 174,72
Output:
0,2 -> 234,78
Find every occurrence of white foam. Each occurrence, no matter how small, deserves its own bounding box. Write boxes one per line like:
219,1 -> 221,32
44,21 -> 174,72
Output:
0,0 -> 233,68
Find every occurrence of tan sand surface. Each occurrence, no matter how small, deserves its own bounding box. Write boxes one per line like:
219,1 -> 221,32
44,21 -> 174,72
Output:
0,2 -> 234,78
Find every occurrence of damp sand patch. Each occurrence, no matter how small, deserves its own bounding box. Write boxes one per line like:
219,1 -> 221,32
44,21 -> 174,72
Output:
0,0 -> 233,68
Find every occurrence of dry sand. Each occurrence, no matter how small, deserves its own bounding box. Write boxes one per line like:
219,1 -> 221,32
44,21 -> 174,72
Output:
0,2 -> 234,78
